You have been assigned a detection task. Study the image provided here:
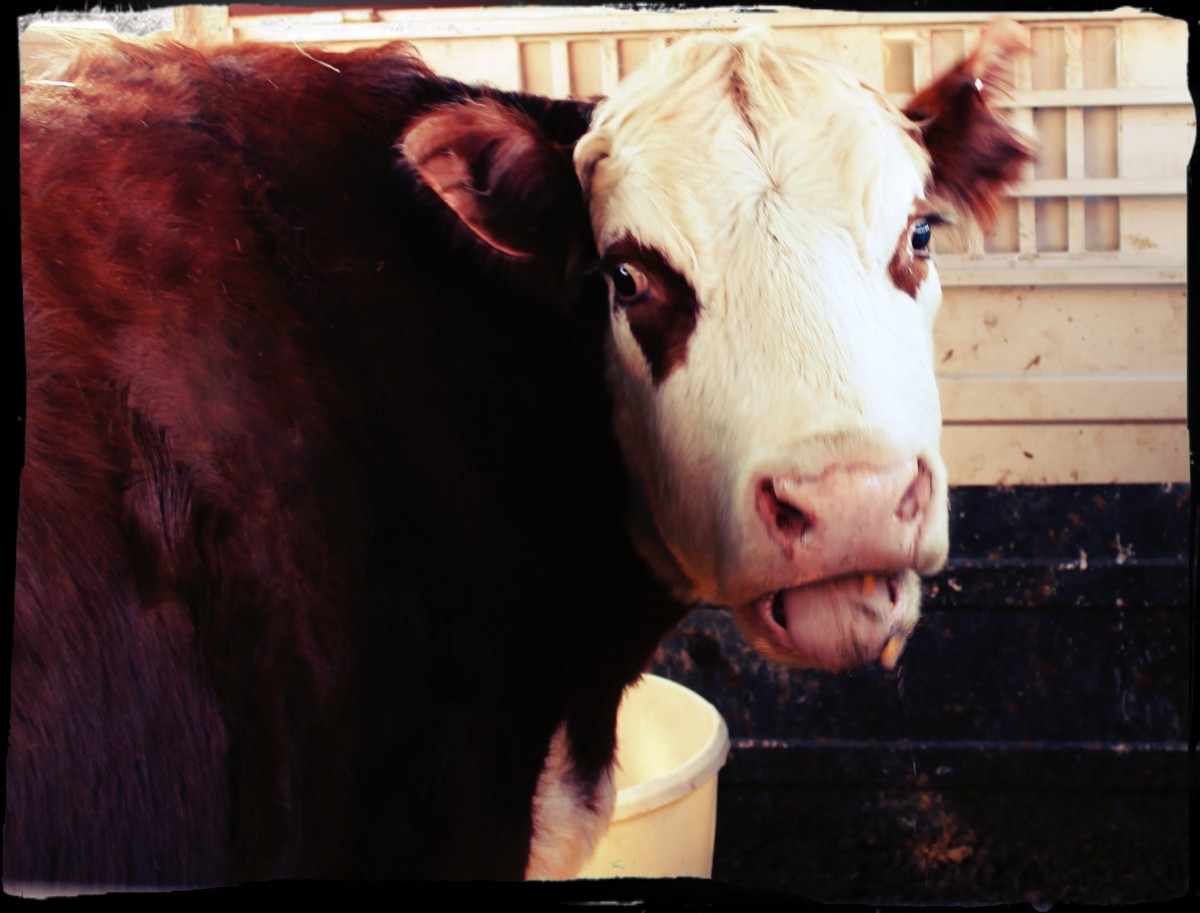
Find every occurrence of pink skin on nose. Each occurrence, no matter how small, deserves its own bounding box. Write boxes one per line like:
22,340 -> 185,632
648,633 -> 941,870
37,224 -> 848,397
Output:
755,460 -> 933,574
747,460 -> 934,670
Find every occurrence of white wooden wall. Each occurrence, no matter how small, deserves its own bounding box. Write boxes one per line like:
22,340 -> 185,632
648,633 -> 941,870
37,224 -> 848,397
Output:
22,7 -> 1192,486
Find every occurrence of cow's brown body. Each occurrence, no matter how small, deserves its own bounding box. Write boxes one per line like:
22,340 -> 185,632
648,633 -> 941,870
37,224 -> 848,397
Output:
11,30 -> 1029,889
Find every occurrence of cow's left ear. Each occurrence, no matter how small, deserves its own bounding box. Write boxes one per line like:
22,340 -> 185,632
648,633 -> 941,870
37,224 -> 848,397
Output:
401,98 -> 587,259
903,20 -> 1035,226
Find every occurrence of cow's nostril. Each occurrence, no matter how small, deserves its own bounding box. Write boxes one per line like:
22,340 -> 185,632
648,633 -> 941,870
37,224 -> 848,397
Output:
775,499 -> 812,536
760,480 -> 812,538
895,460 -> 932,523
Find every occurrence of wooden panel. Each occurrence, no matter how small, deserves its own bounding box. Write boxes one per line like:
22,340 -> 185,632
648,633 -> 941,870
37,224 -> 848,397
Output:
1030,26 -> 1066,90
1004,86 -> 1192,107
567,39 -> 602,99
617,37 -> 651,79
548,40 -> 570,98
938,264 -> 1185,286
938,375 -> 1186,422
519,41 -> 551,96
1013,177 -> 1185,197
398,36 -> 520,91
173,5 -> 230,45
1083,108 -> 1118,177
211,6 -> 1190,487
929,27 -> 965,82
1033,99 -> 1067,258
1017,195 -> 1039,257
598,38 -> 620,93
1085,197 -> 1119,252
777,25 -> 887,84
941,423 -> 1188,485
1066,196 -> 1086,255
1118,16 -> 1189,87
1118,198 -> 1188,261
933,285 -> 1186,376
1082,25 -> 1117,88
232,7 -> 1174,38
882,33 -> 915,93
983,198 -> 1021,253
1121,106 -> 1196,180
1034,198 -> 1069,252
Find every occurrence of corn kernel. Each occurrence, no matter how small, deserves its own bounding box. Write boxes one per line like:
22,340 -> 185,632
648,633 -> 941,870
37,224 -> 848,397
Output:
880,636 -> 904,669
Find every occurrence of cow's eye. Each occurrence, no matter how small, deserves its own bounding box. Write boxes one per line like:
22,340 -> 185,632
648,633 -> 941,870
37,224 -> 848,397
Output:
911,218 -> 932,253
608,263 -> 647,304
908,213 -> 948,260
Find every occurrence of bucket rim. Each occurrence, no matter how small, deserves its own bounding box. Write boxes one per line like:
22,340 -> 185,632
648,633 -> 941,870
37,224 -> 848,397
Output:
609,674 -> 731,823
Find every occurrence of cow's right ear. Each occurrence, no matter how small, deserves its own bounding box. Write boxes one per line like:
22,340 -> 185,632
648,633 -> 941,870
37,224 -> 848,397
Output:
401,99 -> 586,259
903,20 -> 1035,227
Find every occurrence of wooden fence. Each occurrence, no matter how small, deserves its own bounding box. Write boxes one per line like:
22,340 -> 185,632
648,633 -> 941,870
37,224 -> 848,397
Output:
22,6 -> 1192,486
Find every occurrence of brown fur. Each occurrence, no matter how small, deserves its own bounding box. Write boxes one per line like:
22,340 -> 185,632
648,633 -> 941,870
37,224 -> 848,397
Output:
904,21 -> 1035,227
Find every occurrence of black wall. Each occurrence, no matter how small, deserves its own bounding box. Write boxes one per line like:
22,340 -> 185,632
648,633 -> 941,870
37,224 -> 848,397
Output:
650,483 -> 1191,905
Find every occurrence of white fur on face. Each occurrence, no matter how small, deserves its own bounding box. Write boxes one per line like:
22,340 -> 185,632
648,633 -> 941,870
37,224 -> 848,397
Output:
576,29 -> 949,608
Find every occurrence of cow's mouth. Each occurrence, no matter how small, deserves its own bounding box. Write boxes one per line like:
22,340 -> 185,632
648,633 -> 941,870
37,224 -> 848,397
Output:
741,570 -> 920,671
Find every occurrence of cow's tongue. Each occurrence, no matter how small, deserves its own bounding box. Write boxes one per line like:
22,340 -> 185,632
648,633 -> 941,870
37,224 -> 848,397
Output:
766,573 -> 899,671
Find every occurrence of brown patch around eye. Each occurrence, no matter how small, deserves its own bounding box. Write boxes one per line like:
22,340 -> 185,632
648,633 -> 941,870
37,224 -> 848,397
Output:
603,235 -> 699,384
888,210 -> 943,299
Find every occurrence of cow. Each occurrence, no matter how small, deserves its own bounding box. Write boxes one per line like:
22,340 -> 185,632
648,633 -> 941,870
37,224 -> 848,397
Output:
10,23 -> 1031,890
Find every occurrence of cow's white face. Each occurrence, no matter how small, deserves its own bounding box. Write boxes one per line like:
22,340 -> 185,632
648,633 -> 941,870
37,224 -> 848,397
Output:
404,23 -> 1031,672
573,28 -> 1027,670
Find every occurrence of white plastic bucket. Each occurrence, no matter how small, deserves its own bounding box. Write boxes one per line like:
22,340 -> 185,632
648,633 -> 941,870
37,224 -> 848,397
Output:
576,674 -> 730,879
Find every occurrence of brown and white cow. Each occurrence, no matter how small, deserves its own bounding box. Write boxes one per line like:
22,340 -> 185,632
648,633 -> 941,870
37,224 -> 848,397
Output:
11,24 -> 1029,889
566,24 -> 1031,675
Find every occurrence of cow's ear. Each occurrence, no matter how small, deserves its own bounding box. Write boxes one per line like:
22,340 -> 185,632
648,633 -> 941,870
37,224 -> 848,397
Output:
401,98 -> 586,259
903,19 -> 1035,227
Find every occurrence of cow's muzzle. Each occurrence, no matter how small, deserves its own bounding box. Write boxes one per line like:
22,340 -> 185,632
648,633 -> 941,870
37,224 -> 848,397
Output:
735,457 -> 946,670
743,569 -> 921,671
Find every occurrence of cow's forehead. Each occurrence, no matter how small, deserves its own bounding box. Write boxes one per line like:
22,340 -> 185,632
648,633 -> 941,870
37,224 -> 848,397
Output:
575,30 -> 931,274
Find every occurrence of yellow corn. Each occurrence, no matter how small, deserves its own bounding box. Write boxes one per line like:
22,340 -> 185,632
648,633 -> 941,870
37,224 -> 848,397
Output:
880,636 -> 904,669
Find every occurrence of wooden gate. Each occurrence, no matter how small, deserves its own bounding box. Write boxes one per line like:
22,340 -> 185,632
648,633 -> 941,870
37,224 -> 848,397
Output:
213,5 -> 1192,488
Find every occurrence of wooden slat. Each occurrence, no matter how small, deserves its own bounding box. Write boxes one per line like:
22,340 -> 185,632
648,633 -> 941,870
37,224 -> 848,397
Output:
1065,194 -> 1087,255
980,87 -> 1194,108
567,40 -> 601,99
173,6 -> 231,46
549,39 -> 570,98
882,33 -> 916,93
617,37 -> 651,80
929,27 -> 964,84
1009,92 -> 1038,258
938,264 -> 1186,286
519,41 -> 551,96
600,37 -> 621,93
1065,109 -> 1086,253
938,375 -> 1186,422
228,7 -> 1166,43
1011,177 -> 1185,197
1017,198 -> 1037,257
210,6 -> 1190,491
1064,22 -> 1085,91
398,36 -> 522,91
1082,24 -> 1118,89
933,284 -> 1187,376
941,422 -> 1188,485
